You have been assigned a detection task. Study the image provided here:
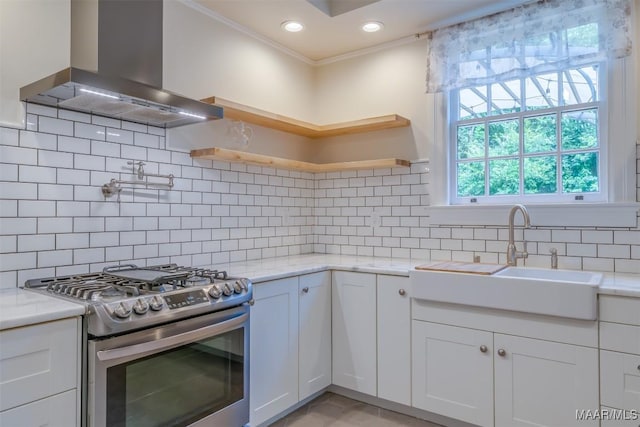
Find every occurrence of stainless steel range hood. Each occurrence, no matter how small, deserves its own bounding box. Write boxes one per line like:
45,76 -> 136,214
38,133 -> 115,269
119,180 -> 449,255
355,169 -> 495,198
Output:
20,0 -> 223,128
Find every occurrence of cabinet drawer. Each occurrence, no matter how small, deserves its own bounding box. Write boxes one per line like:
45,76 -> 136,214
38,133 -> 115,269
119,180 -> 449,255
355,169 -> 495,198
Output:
601,322 -> 640,355
0,318 -> 79,411
0,389 -> 77,427
600,350 -> 640,411
600,296 -> 640,326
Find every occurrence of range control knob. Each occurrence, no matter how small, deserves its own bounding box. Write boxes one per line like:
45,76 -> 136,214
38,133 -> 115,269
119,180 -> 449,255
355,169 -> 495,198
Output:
222,283 -> 233,296
114,302 -> 132,319
133,299 -> 149,315
233,281 -> 244,294
209,285 -> 222,299
149,296 -> 164,311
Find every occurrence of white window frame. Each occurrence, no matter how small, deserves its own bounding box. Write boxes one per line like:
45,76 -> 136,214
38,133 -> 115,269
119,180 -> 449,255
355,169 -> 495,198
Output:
449,63 -> 608,205
428,56 -> 638,227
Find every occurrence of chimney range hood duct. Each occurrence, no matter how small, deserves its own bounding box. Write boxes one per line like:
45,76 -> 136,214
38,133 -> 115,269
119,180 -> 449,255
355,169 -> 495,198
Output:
20,0 -> 222,128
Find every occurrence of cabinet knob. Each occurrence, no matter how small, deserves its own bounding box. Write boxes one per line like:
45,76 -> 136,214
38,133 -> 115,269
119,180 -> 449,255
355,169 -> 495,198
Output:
479,345 -> 488,353
302,287 -> 309,294
398,289 -> 406,296
497,348 -> 506,357
637,365 -> 640,371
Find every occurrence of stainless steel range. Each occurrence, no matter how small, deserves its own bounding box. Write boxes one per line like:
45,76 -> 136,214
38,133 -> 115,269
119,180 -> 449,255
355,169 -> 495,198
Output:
24,263 -> 253,427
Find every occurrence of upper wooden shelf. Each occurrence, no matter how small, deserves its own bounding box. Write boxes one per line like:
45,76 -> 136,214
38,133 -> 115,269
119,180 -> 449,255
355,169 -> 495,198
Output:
200,96 -> 411,139
190,147 -> 411,173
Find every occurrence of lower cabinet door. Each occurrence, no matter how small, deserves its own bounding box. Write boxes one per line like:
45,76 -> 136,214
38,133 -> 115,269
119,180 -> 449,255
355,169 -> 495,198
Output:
494,334 -> 599,427
600,350 -> 640,411
250,277 -> 299,426
298,271 -> 332,400
332,271 -> 377,396
377,275 -> 411,405
412,321 -> 494,427
0,389 -> 77,427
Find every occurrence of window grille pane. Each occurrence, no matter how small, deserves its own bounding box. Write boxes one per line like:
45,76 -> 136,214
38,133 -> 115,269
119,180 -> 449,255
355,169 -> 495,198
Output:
491,80 -> 521,115
524,114 -> 557,154
457,161 -> 485,197
488,119 -> 519,157
562,152 -> 599,193
562,65 -> 599,105
489,158 -> 520,195
457,124 -> 485,159
459,87 -> 488,119
524,156 -> 557,194
561,109 -> 598,150
525,73 -> 559,110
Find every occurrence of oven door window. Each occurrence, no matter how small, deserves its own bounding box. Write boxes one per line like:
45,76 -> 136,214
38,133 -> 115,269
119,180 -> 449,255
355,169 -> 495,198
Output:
106,328 -> 244,427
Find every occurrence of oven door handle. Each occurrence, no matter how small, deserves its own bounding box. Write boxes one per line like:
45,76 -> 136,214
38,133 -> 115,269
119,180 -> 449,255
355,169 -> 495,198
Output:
96,311 -> 248,362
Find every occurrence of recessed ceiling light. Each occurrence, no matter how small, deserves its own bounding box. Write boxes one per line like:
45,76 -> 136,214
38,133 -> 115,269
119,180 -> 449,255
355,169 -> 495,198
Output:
362,21 -> 384,32
281,21 -> 304,32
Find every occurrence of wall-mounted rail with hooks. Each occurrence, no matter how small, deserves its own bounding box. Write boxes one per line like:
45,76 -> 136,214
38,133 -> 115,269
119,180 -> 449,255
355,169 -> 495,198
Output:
102,161 -> 174,199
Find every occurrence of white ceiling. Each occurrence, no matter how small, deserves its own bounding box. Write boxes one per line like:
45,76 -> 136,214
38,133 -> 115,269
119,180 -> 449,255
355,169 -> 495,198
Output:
192,0 -> 531,62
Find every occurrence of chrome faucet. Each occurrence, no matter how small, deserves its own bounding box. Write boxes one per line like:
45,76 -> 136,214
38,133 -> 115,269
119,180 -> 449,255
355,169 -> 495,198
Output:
506,204 -> 531,266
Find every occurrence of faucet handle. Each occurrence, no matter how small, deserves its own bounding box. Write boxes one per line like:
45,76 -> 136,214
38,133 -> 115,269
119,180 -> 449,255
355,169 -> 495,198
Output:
521,241 -> 528,257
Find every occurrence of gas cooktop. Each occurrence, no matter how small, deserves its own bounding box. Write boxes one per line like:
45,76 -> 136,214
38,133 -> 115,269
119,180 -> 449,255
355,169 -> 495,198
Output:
23,263 -> 253,337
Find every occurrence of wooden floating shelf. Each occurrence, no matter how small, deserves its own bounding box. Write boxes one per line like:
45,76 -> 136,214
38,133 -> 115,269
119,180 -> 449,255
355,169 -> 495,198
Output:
200,96 -> 411,139
190,147 -> 411,173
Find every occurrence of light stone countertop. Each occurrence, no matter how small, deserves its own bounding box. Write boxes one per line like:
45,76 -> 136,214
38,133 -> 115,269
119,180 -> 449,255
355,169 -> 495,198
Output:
2,254 -> 639,330
0,287 -> 86,331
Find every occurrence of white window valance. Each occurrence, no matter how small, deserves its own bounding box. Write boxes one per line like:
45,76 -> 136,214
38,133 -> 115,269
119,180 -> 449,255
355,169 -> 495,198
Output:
426,0 -> 633,93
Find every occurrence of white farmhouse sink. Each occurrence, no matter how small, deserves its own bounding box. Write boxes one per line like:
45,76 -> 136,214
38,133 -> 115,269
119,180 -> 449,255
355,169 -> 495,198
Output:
410,267 -> 602,320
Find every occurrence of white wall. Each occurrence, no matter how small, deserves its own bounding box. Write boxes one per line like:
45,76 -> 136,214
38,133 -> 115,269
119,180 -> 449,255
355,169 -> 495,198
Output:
163,0 -> 315,122
0,0 -> 70,128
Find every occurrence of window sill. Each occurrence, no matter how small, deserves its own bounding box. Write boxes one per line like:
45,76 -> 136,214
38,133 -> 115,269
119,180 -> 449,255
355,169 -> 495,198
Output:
428,203 -> 639,228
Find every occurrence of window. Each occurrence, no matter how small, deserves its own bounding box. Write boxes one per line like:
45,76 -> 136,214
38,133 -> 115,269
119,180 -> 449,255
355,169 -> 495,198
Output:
450,64 -> 604,204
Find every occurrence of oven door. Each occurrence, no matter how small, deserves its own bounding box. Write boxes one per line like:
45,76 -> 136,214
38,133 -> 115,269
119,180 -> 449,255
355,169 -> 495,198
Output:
88,305 -> 249,427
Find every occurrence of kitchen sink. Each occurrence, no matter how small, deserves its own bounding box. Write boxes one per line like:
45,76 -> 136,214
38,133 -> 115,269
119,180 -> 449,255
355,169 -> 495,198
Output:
410,266 -> 602,320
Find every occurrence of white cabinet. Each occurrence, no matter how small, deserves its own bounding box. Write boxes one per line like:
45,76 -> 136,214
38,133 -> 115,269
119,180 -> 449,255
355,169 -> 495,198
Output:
412,298 -> 599,427
377,275 -> 411,406
332,271 -> 377,396
298,271 -> 332,400
249,277 -> 299,426
599,295 -> 640,415
412,322 -> 494,426
494,334 -> 599,427
0,390 -> 77,427
0,317 -> 80,426
250,272 -> 332,426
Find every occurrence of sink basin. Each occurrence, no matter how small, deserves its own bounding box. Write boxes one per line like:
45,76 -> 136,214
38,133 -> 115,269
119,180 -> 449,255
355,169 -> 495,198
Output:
410,266 -> 602,320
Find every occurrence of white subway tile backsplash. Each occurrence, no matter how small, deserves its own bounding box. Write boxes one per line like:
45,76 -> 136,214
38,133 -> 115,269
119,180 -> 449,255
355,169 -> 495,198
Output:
1,182 -> 38,200
2,145 -> 38,165
19,130 -> 57,151
74,248 -> 104,264
19,165 -> 57,183
2,107 -> 639,282
39,116 -> 73,136
57,233 -> 89,250
75,123 -> 106,140
38,249 -> 73,268
38,218 -> 73,234
39,150 -> 74,168
18,234 -> 55,252
58,136 -> 91,154
18,200 -> 56,217
0,253 -> 37,272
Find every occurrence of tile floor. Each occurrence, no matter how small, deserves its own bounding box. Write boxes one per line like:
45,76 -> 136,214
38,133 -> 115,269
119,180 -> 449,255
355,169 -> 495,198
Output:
269,392 -> 443,427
